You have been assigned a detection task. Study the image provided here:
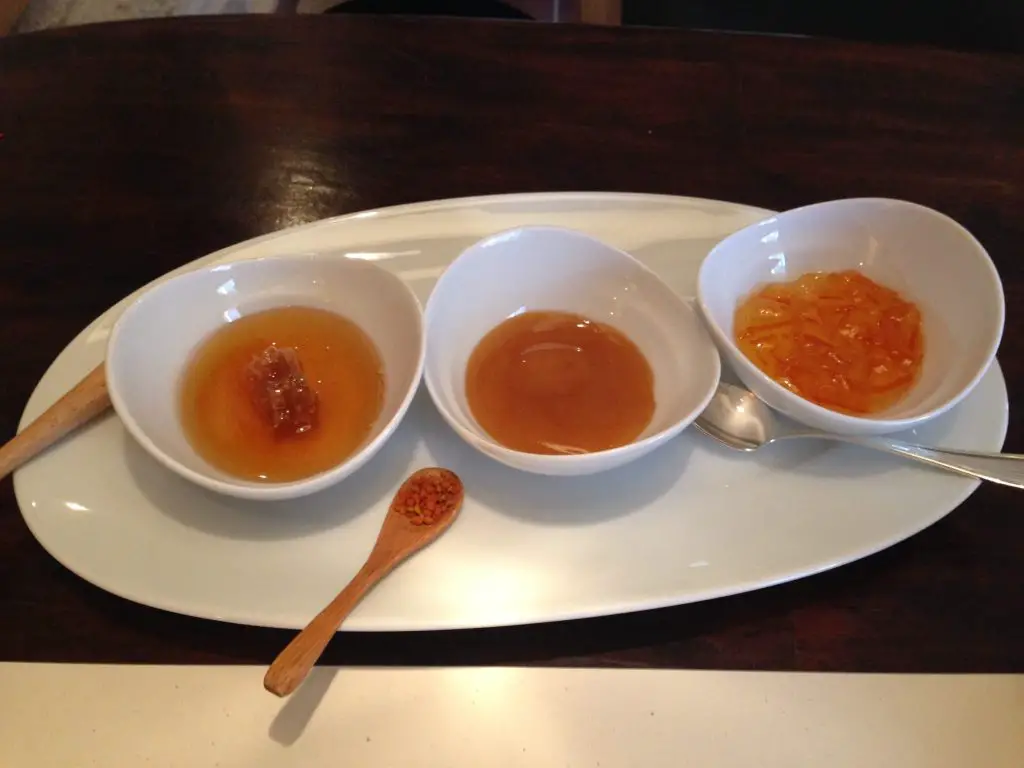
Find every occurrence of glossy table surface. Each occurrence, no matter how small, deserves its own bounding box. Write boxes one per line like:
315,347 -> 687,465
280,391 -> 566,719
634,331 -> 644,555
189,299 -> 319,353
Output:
0,15 -> 1022,670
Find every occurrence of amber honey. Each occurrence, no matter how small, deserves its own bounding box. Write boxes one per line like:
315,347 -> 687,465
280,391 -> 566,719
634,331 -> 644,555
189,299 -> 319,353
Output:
734,270 -> 924,415
465,310 -> 655,455
179,306 -> 384,482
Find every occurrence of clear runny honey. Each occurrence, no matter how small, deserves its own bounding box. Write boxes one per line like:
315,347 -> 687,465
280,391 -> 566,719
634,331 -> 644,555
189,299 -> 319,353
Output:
465,310 -> 655,455
179,306 -> 384,482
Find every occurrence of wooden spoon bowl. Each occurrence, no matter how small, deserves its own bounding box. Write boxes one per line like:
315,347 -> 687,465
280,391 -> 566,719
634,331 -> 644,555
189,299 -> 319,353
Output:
263,467 -> 465,697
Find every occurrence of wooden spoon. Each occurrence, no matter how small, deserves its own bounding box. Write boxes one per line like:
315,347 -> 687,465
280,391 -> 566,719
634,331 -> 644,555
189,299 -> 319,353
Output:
0,363 -> 111,481
263,467 -> 465,698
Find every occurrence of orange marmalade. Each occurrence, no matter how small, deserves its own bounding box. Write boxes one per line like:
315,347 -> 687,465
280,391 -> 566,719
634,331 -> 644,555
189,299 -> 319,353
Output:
734,270 -> 924,415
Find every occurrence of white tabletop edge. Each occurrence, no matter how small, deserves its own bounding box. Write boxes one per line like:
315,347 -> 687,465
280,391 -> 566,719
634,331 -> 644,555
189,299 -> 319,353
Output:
1,664 -> 1022,767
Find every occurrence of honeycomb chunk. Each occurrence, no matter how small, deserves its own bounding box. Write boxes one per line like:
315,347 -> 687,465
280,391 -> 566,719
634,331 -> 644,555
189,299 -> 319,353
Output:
246,344 -> 319,436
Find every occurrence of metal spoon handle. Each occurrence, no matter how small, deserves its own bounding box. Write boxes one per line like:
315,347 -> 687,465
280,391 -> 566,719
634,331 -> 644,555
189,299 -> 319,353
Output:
835,436 -> 1024,490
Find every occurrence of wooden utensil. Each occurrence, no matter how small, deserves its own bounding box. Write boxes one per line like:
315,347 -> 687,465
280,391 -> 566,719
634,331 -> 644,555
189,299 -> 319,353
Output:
0,363 -> 111,481
263,467 -> 465,697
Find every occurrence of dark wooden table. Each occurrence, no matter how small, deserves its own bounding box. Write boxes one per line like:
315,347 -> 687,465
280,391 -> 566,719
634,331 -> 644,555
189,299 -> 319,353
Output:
1,15 -> 1022,672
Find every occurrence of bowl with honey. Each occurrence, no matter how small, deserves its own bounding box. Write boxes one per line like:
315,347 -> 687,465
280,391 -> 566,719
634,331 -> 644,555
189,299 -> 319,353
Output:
423,226 -> 722,476
106,253 -> 425,500
698,198 -> 1004,436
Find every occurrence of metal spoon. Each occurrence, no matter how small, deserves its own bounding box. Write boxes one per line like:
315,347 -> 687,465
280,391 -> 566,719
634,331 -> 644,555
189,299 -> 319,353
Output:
695,382 -> 1024,489
264,467 -> 465,698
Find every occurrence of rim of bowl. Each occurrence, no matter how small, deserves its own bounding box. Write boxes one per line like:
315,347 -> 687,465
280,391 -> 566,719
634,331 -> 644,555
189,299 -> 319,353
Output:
106,253 -> 426,501
696,197 -> 1006,431
423,225 -> 723,465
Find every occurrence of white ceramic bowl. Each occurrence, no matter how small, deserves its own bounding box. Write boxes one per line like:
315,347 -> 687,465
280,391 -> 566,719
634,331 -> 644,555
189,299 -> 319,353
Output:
698,198 -> 1004,436
423,226 -> 721,476
107,253 -> 425,501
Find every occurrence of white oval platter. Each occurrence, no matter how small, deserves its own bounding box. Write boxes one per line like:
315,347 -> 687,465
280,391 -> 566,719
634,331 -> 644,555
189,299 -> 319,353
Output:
14,192 -> 1008,631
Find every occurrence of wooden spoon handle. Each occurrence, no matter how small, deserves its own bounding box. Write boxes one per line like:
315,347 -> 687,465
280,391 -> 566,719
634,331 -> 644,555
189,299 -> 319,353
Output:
264,561 -> 390,698
0,363 -> 111,481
